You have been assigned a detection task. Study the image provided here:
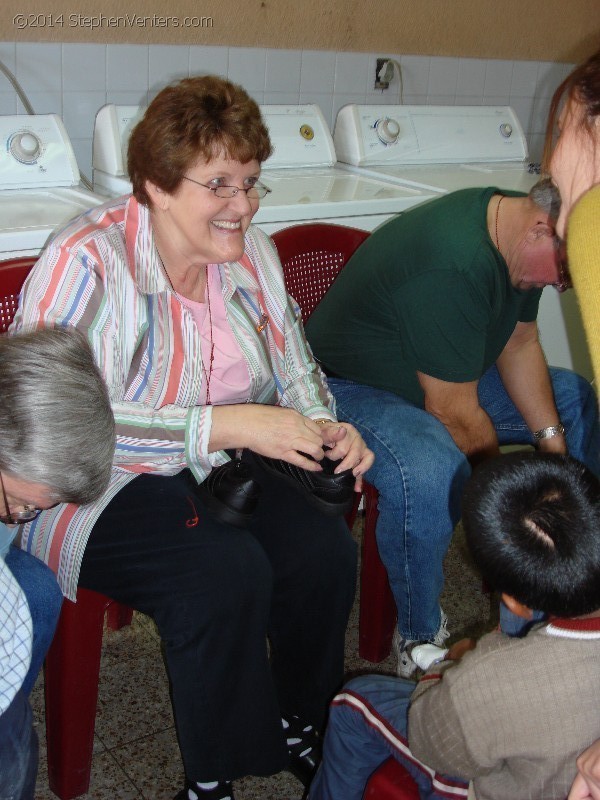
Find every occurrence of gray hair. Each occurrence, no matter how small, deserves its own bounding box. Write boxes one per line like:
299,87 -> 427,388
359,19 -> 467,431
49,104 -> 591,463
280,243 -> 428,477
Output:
529,177 -> 562,221
0,327 -> 115,505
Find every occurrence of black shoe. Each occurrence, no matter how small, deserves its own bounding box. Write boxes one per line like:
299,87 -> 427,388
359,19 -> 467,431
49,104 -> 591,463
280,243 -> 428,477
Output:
254,452 -> 355,517
284,715 -> 322,789
194,459 -> 261,528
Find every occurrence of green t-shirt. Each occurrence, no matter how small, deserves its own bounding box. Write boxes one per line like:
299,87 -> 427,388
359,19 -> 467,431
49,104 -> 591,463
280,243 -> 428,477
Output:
305,187 -> 541,407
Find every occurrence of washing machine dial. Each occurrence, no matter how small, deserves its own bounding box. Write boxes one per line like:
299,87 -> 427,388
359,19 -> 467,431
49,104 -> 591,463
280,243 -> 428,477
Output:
9,130 -> 42,164
375,117 -> 400,145
499,123 -> 513,139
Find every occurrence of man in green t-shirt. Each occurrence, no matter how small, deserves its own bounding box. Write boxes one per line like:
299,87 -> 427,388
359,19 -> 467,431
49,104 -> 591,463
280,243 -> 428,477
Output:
306,182 -> 600,677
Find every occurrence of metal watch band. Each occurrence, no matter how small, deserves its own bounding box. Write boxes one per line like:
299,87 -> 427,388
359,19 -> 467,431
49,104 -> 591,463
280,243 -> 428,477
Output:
532,423 -> 565,440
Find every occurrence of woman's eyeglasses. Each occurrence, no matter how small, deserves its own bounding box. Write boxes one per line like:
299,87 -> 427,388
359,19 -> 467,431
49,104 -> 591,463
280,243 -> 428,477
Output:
0,472 -> 42,525
182,176 -> 271,200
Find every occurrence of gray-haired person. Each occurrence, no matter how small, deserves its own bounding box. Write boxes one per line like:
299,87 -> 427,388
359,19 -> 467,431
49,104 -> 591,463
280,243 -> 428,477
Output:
0,327 -> 114,800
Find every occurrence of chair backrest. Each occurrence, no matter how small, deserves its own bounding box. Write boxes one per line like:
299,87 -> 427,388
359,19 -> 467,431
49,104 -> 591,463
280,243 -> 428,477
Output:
0,257 -> 37,333
271,223 -> 369,322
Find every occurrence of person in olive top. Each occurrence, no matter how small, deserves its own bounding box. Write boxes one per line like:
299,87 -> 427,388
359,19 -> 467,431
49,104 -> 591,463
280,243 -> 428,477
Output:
543,46 -> 600,800
305,180 -> 600,678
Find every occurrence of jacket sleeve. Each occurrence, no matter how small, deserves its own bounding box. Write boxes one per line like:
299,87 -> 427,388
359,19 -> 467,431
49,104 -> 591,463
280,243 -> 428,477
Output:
567,185 -> 600,387
408,657 -> 482,780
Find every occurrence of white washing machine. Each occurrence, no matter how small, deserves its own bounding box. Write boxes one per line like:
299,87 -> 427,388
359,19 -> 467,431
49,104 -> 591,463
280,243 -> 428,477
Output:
0,114 -> 104,260
333,104 -> 592,381
92,103 -> 442,234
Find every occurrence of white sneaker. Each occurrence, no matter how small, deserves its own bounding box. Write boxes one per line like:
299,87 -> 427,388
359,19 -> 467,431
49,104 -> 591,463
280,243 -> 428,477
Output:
393,611 -> 449,678
410,643 -> 448,670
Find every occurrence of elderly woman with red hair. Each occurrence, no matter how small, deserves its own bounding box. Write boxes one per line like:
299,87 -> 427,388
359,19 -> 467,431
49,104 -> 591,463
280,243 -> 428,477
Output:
13,76 -> 373,800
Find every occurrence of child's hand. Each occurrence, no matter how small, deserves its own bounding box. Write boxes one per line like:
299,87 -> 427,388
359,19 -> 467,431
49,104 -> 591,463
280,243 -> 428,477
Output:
445,638 -> 476,662
569,741 -> 600,799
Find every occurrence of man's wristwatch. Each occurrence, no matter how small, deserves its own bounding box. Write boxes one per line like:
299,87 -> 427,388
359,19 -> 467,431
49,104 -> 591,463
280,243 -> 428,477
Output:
532,423 -> 565,440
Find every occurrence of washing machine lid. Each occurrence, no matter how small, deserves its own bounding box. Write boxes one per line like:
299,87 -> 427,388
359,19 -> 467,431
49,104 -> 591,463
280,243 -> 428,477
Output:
338,161 -> 539,195
254,166 -> 438,224
0,186 -> 104,255
334,104 -> 529,167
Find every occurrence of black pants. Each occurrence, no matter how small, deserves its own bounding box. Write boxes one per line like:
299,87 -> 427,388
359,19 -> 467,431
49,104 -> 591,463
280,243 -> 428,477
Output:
78,452 -> 357,781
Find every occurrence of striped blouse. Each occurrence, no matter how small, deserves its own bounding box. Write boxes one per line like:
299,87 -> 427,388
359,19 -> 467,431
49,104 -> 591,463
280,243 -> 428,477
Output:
11,195 -> 336,600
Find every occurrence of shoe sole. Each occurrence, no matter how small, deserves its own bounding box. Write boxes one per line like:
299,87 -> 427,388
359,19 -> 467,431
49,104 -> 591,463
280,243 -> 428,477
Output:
256,456 -> 354,517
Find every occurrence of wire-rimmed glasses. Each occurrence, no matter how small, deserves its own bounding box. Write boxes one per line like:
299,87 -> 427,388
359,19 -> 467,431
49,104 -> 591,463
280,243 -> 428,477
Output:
0,471 -> 42,525
182,176 -> 271,200
553,237 -> 572,293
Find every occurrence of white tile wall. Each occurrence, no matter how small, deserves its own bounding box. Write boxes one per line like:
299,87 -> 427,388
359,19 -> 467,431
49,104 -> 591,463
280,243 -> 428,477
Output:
456,58 -> 486,97
0,41 -> 575,177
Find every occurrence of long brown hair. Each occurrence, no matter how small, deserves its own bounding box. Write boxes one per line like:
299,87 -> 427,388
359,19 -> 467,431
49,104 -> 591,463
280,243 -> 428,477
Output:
543,48 -> 600,171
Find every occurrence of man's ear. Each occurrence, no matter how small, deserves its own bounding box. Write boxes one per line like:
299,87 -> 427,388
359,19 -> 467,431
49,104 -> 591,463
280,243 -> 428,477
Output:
501,592 -> 534,620
528,221 -> 555,241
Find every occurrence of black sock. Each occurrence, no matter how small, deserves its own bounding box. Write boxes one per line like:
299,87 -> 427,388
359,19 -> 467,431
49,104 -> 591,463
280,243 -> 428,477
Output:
282,715 -> 318,757
183,780 -> 234,800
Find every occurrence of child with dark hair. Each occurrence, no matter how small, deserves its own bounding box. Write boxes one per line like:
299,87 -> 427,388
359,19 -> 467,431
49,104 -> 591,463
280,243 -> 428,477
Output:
309,452 -> 600,800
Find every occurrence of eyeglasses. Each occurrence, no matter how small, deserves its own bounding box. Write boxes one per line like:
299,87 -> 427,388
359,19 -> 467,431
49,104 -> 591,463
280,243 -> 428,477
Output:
182,176 -> 271,200
0,472 -> 42,525
553,237 -> 573,293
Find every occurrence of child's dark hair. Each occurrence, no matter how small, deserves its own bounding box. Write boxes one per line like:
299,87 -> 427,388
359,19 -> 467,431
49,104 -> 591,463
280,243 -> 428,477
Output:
462,452 -> 600,617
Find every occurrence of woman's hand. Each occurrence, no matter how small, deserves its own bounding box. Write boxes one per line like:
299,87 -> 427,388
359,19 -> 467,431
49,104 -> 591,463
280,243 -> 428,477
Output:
210,404 -> 334,467
209,406 -> 373,489
569,741 -> 600,799
317,421 -> 374,492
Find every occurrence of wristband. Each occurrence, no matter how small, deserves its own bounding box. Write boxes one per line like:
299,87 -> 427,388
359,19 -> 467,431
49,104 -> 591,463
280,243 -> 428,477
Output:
532,423 -> 565,440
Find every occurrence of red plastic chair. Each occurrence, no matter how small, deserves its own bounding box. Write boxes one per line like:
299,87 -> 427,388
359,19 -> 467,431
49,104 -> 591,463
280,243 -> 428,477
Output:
0,257 -> 134,799
364,757 -> 421,799
0,258 -> 38,333
45,590 -> 133,799
271,223 -> 397,663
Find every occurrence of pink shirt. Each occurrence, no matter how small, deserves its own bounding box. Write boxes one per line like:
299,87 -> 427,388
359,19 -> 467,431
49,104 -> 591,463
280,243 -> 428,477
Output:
177,264 -> 251,405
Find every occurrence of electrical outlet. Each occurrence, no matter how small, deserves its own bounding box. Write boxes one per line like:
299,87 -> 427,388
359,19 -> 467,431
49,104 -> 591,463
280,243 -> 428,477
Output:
375,58 -> 394,90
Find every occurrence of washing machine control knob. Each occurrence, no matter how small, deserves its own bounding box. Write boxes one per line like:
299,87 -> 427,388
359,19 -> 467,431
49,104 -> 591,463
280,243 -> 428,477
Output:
499,123 -> 513,139
9,131 -> 42,164
375,117 -> 400,144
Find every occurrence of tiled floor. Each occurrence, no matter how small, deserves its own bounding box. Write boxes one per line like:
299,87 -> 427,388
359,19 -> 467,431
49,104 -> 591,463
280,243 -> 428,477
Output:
30,519 -> 496,800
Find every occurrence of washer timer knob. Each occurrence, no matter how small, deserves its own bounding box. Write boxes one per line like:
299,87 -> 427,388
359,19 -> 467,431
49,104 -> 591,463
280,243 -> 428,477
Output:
9,131 -> 42,164
375,117 -> 400,144
499,123 -> 513,139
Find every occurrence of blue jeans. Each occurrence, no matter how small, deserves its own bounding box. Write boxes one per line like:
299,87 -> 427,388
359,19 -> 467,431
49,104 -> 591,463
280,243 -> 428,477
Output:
329,366 -> 600,640
5,546 -> 63,695
309,674 -> 468,800
0,689 -> 38,800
